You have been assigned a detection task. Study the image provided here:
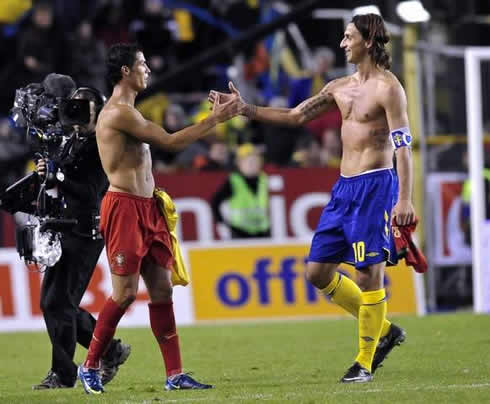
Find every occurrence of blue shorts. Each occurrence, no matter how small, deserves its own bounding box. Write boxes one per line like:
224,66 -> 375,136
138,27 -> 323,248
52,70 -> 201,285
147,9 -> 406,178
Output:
308,168 -> 398,269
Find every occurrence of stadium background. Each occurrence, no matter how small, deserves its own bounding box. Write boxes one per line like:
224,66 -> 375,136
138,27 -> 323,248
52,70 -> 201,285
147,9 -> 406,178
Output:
0,0 -> 489,328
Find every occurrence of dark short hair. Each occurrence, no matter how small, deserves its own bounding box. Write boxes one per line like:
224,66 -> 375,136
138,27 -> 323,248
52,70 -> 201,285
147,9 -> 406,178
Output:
351,13 -> 391,69
106,43 -> 143,86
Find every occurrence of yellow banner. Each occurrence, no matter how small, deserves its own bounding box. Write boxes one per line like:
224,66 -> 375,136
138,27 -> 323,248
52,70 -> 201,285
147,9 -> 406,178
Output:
188,243 -> 420,321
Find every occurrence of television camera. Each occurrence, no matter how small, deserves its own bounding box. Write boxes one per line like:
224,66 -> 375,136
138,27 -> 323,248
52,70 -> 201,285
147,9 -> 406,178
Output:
0,73 -> 105,268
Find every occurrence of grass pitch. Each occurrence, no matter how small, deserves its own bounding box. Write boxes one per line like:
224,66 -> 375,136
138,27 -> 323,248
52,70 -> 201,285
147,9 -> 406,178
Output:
0,313 -> 489,403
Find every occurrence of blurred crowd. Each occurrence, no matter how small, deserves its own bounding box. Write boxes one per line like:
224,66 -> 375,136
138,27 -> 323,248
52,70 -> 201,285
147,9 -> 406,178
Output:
0,0 -> 347,182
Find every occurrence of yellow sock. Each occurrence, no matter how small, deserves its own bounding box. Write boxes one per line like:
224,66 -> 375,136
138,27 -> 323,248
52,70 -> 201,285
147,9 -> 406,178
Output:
380,318 -> 391,338
355,289 -> 387,372
321,272 -> 360,316
321,273 -> 391,337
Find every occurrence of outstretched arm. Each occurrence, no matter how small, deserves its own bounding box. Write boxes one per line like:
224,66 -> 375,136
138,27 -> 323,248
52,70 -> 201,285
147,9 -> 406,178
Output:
108,95 -> 239,151
209,81 -> 336,126
382,82 -> 415,226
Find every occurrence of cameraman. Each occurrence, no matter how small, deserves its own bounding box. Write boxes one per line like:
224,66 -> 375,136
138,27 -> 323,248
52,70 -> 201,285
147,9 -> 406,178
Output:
33,87 -> 130,389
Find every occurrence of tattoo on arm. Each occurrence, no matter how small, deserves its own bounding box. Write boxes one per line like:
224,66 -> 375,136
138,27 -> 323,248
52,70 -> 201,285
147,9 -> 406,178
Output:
298,93 -> 330,121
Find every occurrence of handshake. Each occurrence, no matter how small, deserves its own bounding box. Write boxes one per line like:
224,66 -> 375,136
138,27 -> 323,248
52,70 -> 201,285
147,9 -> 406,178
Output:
207,82 -> 254,124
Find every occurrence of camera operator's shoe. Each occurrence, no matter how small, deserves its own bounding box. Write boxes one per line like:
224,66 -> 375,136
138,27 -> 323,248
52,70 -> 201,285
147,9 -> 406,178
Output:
165,373 -> 213,390
78,365 -> 104,394
100,339 -> 131,385
371,324 -> 406,373
340,362 -> 373,383
32,370 -> 74,390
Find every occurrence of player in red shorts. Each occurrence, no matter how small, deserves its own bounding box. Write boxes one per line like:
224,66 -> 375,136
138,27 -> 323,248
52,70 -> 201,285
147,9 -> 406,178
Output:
78,43 -> 240,394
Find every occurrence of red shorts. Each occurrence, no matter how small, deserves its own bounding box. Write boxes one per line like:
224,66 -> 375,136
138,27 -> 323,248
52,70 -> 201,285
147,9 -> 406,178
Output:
100,191 -> 174,276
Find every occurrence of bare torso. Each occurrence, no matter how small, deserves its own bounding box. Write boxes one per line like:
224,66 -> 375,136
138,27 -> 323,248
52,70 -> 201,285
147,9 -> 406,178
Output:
329,70 -> 397,176
96,101 -> 155,197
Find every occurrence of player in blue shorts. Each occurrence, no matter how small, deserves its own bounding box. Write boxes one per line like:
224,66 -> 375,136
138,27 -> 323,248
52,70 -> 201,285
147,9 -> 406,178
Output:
210,13 -> 415,382
309,168 -> 398,268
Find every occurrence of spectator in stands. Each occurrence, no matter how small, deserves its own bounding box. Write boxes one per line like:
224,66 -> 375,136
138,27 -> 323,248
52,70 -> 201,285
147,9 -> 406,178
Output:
290,128 -> 342,169
262,96 -> 311,166
286,47 -> 343,142
321,128 -> 342,168
172,103 -> 236,171
211,143 -> 270,239
93,0 -> 130,48
152,103 -> 188,172
129,0 -> 175,79
69,20 -> 107,94
15,1 -> 66,88
195,138 -> 233,171
288,47 -> 337,108
0,0 -> 32,109
51,0 -> 99,35
173,128 -> 213,172
290,133 -> 322,168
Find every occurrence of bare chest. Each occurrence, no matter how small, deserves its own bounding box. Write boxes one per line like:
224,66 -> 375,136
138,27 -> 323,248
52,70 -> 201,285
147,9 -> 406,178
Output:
334,84 -> 385,123
127,140 -> 151,166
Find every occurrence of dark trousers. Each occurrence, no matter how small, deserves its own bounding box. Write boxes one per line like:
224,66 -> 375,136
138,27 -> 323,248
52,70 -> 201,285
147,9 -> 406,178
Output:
40,231 -> 104,386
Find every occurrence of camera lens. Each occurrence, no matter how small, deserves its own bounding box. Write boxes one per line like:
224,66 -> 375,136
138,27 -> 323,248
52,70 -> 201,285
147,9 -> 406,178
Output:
59,99 -> 90,125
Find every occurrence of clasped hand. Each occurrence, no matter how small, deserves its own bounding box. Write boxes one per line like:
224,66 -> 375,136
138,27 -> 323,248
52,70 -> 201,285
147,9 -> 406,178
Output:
208,82 -> 247,119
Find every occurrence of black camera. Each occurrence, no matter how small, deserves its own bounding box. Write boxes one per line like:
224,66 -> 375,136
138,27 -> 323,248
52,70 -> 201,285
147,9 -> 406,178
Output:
3,74 -> 106,267
11,74 -> 96,141
9,73 -> 106,169
59,99 -> 91,126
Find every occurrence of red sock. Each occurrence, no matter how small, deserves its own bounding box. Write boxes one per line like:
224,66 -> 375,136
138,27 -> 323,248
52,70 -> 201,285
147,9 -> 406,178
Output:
84,297 -> 126,369
149,301 -> 182,377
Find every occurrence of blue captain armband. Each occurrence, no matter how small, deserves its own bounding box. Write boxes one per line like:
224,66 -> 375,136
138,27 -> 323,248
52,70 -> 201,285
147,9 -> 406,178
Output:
390,127 -> 412,149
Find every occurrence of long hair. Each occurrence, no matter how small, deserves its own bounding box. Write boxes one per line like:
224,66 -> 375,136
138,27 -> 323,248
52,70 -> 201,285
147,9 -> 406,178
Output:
106,43 -> 143,86
351,13 -> 391,69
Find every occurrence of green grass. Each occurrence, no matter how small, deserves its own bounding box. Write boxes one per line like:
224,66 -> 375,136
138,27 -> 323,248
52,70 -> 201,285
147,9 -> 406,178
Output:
1,313 -> 490,403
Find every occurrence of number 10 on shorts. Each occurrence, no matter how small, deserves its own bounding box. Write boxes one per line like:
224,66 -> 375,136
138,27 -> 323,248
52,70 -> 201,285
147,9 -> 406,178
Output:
352,241 -> 365,263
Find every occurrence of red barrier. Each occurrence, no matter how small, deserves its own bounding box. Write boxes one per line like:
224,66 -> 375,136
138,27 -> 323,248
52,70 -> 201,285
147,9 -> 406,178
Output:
154,166 -> 339,241
1,167 -> 340,245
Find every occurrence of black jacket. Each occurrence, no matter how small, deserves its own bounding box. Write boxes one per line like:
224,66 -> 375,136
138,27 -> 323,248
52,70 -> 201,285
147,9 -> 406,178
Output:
57,136 -> 108,237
